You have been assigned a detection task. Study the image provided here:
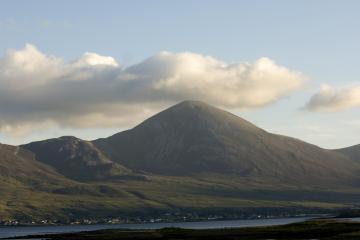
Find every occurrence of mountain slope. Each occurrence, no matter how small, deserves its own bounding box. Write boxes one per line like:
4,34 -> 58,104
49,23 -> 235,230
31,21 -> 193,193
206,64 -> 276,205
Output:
0,143 -> 74,188
94,100 -> 360,186
22,136 -> 131,181
336,145 -> 360,163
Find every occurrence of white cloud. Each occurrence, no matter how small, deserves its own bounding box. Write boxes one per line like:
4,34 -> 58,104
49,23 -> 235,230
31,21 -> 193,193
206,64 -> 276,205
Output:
128,52 -> 305,108
73,52 -> 119,68
305,84 -> 360,112
0,44 -> 306,136
0,44 -> 65,87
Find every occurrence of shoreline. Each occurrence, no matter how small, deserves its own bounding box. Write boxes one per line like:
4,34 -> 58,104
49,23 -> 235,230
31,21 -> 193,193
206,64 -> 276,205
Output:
0,214 -> 320,229
4,218 -> 360,240
0,216 -> 315,239
0,214 -> 326,227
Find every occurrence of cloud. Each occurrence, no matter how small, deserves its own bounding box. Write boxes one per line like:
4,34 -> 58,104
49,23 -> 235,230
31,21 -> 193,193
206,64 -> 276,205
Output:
0,44 -> 306,136
73,52 -> 119,68
305,84 -> 360,112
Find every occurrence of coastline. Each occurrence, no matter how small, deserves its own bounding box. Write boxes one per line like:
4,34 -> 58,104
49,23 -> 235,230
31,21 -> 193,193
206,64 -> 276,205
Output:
4,218 -> 360,240
0,216 -> 314,239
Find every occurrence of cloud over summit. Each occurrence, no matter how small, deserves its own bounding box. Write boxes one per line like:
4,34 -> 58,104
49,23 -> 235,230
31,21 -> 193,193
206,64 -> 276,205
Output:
0,44 -> 306,136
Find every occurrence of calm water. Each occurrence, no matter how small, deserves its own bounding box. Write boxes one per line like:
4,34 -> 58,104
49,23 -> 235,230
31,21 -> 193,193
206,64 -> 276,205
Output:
0,217 -> 311,239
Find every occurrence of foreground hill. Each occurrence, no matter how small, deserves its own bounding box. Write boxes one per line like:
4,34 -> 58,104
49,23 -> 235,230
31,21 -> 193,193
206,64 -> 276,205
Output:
2,100 -> 360,222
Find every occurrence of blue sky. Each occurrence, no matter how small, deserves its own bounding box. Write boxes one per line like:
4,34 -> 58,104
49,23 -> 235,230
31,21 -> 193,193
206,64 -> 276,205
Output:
1,0 -> 360,148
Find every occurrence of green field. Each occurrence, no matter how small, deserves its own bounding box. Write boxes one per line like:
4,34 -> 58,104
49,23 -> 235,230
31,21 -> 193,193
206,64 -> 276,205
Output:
1,172 -> 359,222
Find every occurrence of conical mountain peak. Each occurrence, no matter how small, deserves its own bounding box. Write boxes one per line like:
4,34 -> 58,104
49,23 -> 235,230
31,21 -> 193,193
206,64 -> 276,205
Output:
93,101 -> 359,183
134,100 -> 263,135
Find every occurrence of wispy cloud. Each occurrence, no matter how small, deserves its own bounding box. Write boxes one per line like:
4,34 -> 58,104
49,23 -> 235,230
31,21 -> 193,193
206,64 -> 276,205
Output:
0,44 -> 306,136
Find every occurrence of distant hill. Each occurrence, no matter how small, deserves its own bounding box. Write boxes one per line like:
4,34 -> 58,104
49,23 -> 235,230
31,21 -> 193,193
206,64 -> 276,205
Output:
1,100 -> 360,222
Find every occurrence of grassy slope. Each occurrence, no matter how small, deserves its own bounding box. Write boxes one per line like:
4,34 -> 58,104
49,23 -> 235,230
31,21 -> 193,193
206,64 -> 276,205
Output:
1,173 -> 358,221
1,144 -> 360,221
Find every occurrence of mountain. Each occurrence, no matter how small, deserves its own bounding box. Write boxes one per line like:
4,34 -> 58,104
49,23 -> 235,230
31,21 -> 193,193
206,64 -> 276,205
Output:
22,136 -> 131,181
94,100 -> 360,186
2,100 -> 360,222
